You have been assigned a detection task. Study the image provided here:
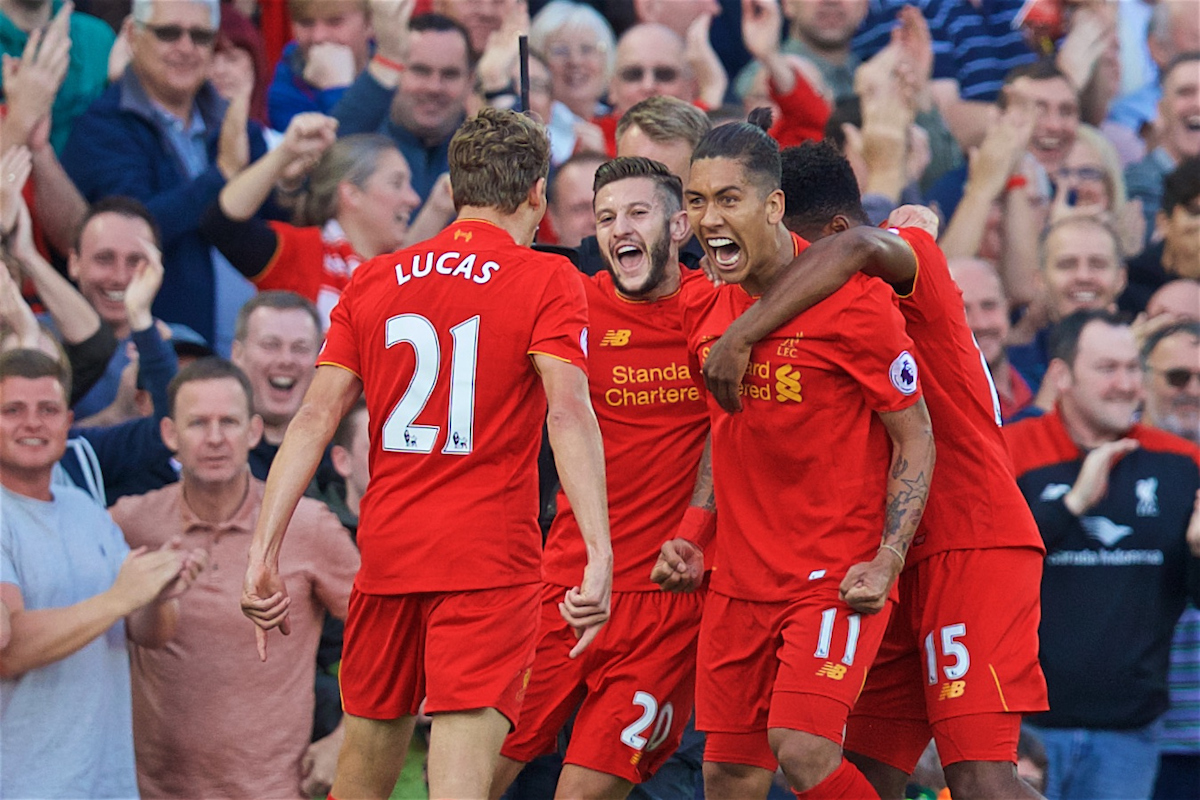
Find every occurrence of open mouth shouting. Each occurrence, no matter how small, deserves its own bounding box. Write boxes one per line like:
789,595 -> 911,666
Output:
707,237 -> 742,271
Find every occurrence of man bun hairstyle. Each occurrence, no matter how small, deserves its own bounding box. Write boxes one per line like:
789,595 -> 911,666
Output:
691,107 -> 781,195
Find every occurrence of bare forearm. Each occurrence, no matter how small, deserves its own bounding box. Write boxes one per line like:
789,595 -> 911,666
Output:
688,437 -> 715,512
0,592 -> 129,679
250,402 -> 341,565
18,249 -> 100,343
731,229 -> 913,347
880,404 -> 935,559
939,184 -> 999,260
999,189 -> 1040,308
404,198 -> 455,245
547,397 -> 611,565
30,149 -> 87,256
126,599 -> 178,648
761,53 -> 796,96
220,148 -> 289,221
931,94 -> 991,150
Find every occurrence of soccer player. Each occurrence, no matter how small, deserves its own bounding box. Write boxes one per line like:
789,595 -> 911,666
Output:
239,108 -> 613,800
676,114 -> 937,799
491,156 -> 712,800
698,141 -> 1049,800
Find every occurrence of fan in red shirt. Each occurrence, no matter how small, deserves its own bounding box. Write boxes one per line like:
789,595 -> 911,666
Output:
490,157 -> 711,800
238,109 -> 612,800
672,112 -> 936,800
697,141 -> 1049,800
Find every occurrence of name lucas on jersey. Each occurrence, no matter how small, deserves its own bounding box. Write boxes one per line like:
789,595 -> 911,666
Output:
395,250 -> 500,286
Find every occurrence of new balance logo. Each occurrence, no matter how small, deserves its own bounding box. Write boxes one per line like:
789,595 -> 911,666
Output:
816,662 -> 847,680
453,229 -> 473,242
601,329 -> 632,346
938,681 -> 966,700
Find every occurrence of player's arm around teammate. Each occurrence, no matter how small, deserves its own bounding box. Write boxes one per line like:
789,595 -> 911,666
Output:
701,223 -> 921,413
535,353 -> 614,656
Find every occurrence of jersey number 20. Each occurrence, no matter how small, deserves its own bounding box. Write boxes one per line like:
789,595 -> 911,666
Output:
382,314 -> 480,455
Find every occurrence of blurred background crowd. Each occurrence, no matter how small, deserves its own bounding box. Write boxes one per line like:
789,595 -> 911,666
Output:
0,0 -> 1197,799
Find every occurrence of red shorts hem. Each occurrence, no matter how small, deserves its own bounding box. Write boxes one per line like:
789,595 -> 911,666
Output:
703,731 -> 777,772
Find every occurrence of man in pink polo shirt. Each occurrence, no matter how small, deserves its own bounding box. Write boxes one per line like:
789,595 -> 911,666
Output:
110,357 -> 360,798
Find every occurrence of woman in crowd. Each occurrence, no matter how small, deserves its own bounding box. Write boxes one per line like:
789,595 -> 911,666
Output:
199,116 -> 423,328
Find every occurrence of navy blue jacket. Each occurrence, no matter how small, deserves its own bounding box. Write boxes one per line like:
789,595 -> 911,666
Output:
1006,411 -> 1200,729
61,72 -> 270,344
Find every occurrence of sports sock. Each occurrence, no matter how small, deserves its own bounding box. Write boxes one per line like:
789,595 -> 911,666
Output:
793,758 -> 880,800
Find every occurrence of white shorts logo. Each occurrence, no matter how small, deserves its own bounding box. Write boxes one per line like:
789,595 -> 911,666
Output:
889,350 -> 918,395
580,327 -> 589,357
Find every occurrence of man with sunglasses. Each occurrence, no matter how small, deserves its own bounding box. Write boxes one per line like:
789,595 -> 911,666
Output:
1005,309 -> 1200,800
1144,320 -> 1200,446
62,0 -> 271,355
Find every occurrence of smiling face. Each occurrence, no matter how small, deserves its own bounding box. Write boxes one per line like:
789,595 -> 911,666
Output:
0,376 -> 71,489
595,176 -> 685,300
392,28 -> 473,143
609,25 -> 691,117
130,1 -> 216,113
1011,75 -> 1080,172
230,307 -> 320,437
162,376 -> 261,490
1058,320 -> 1143,442
341,148 -> 420,257
1143,329 -> 1200,444
1057,137 -> 1111,210
543,24 -> 610,118
1160,57 -> 1200,161
1041,220 -> 1126,321
69,212 -> 156,340
686,156 -> 785,294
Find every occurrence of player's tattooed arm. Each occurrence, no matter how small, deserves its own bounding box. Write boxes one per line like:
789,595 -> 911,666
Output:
840,399 -> 935,614
652,436 -> 715,592
689,436 -> 716,514
704,227 -> 917,412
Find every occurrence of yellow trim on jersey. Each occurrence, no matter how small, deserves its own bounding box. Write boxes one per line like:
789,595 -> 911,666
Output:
988,664 -> 1010,712
527,350 -> 576,364
316,361 -> 363,381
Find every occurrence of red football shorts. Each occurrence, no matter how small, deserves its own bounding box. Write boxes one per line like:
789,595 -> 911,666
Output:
844,547 -> 1049,772
696,585 -> 893,772
501,583 -> 704,783
339,584 -> 541,727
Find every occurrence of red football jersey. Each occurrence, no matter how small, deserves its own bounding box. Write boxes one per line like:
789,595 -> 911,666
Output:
320,219 -> 589,594
891,227 -> 1045,561
543,266 -> 711,592
258,220 -> 361,328
681,236 -> 921,602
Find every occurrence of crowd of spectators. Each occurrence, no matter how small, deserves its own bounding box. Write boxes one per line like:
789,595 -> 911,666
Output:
0,0 -> 1197,798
